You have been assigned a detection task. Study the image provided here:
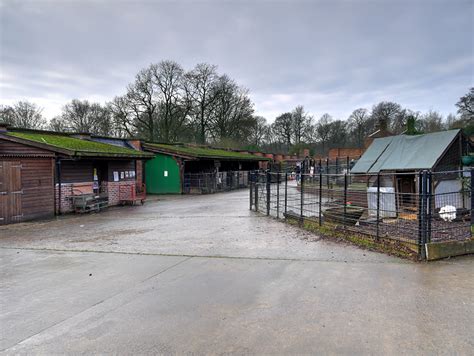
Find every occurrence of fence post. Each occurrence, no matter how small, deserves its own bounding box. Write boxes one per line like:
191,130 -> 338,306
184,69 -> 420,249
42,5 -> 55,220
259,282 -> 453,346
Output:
249,171 -> 253,210
417,171 -> 423,259
471,168 -> 473,234
266,170 -> 271,216
276,172 -> 280,219
376,172 -> 380,240
284,171 -> 288,217
319,170 -> 323,226
346,156 -> 350,184
422,171 -> 428,254
418,170 -> 428,260
427,171 -> 432,243
343,172 -> 348,229
326,158 -> 330,191
300,173 -> 305,222
255,173 -> 259,212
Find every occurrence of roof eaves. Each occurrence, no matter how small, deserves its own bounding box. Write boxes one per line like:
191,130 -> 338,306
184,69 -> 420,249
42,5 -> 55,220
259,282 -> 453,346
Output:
3,133 -> 152,159
142,144 -> 198,160
0,133 -> 72,156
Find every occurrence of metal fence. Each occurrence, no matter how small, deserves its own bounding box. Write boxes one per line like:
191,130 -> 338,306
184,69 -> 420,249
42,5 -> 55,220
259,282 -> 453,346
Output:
184,171 -> 250,194
249,169 -> 473,259
296,156 -> 360,176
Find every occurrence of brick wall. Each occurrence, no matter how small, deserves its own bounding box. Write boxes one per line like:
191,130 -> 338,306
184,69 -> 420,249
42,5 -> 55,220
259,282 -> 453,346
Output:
328,148 -> 364,160
107,181 -> 135,205
55,183 -> 83,213
56,180 -> 136,213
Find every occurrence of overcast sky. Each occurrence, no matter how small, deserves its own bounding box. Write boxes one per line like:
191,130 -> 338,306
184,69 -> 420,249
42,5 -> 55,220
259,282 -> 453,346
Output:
1,0 -> 473,122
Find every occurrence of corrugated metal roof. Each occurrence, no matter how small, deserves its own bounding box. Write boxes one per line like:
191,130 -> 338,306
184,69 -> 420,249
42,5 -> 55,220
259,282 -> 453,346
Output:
351,129 -> 460,173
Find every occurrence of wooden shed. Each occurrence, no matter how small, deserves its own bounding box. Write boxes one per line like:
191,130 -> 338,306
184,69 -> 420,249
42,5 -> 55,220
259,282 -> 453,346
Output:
0,125 -> 152,224
141,143 -> 269,194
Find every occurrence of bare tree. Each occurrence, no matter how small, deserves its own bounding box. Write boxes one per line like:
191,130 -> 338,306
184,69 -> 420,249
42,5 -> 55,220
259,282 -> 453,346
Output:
108,96 -> 136,137
370,101 -> 403,133
1,101 -> 46,129
456,87 -> 474,119
153,60 -> 192,142
314,113 -> 333,154
209,75 -> 254,143
271,112 -> 293,148
185,63 -> 219,143
248,116 -> 269,148
49,116 -> 69,132
55,99 -> 113,135
348,108 -> 369,148
418,110 -> 445,133
291,105 -> 311,144
0,105 -> 16,125
126,66 -> 160,140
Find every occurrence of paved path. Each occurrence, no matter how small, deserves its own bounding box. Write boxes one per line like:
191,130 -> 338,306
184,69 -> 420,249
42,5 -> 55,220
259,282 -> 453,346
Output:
1,190 -> 473,354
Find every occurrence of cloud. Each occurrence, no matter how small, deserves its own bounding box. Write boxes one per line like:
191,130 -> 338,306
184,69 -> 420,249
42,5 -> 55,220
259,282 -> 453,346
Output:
0,0 -> 472,122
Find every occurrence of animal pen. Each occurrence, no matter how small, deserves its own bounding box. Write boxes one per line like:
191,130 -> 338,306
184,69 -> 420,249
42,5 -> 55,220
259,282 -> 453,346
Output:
249,168 -> 473,260
183,171 -> 250,194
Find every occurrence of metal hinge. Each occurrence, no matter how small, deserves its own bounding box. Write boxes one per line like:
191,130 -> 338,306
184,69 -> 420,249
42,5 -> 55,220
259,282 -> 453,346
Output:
0,191 -> 6,195
11,190 -> 23,194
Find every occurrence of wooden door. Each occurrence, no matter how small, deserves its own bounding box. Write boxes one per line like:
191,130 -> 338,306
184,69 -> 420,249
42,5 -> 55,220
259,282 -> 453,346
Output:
0,161 -> 23,224
397,175 -> 415,210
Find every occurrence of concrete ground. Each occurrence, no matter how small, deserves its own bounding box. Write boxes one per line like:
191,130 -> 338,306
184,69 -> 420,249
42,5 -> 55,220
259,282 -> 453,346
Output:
0,190 -> 473,354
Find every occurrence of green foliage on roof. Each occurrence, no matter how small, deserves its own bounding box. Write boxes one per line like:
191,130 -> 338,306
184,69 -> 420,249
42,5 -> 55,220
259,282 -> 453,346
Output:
7,131 -> 151,157
146,143 -> 269,160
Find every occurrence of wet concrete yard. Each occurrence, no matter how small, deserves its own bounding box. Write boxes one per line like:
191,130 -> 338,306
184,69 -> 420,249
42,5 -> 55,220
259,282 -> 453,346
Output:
1,190 -> 473,354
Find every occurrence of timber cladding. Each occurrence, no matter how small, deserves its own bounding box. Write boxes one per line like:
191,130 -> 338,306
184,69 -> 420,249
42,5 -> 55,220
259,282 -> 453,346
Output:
59,161 -> 94,183
0,139 -> 54,157
0,157 -> 55,224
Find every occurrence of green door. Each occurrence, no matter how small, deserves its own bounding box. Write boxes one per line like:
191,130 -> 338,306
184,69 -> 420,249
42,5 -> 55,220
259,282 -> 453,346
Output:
145,154 -> 181,194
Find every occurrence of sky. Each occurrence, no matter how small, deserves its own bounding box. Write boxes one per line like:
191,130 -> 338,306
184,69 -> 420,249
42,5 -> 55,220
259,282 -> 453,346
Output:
1,0 -> 473,123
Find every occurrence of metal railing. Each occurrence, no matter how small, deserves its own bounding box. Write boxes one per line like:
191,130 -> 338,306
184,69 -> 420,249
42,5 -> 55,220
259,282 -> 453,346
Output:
184,171 -> 250,194
249,169 -> 473,259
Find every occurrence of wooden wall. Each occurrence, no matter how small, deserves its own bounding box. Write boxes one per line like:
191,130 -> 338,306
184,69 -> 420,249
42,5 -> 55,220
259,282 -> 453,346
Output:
108,160 -> 135,181
59,160 -> 93,183
1,157 -> 55,223
0,140 -> 52,156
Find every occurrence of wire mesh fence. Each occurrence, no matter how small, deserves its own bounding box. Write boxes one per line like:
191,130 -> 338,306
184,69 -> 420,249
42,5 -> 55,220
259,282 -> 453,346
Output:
184,171 -> 250,194
249,168 -> 473,259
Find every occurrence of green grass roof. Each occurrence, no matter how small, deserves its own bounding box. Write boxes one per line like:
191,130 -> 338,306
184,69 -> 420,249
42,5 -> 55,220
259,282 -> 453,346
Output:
7,131 -> 151,158
146,143 -> 269,161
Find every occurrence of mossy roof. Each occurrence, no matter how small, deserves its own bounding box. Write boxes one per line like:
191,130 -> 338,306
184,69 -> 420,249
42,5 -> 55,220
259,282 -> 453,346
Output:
145,143 -> 270,161
6,131 -> 152,158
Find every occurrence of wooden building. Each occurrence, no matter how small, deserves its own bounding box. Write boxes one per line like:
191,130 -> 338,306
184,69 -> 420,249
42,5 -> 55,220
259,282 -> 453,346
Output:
141,143 -> 269,194
351,129 -> 468,212
0,125 -> 152,224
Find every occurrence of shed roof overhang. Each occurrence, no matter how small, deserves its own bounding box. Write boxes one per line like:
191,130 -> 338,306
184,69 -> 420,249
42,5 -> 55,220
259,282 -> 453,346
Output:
1,133 -> 153,160
142,143 -> 271,162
